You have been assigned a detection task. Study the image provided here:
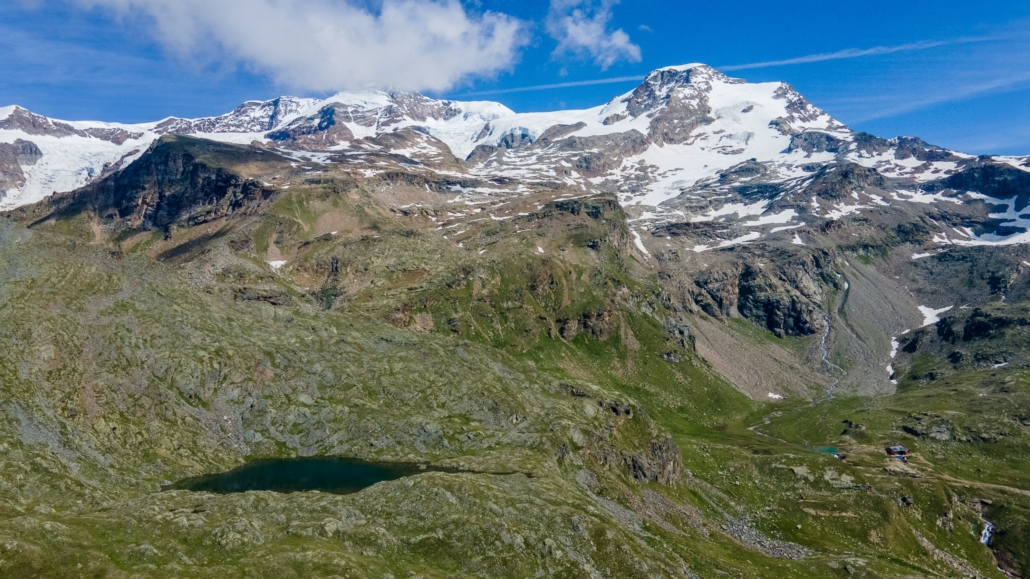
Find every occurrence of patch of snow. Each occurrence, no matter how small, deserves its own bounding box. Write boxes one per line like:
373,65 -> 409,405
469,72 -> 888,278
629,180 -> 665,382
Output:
792,234 -> 805,246
691,200 -> 771,223
267,260 -> 287,272
631,230 -> 650,257
767,393 -> 784,400
691,231 -> 762,253
825,202 -> 871,220
918,305 -> 953,327
912,252 -> 933,260
744,209 -> 797,227
770,222 -> 805,233
891,189 -> 962,205
994,156 -> 1030,173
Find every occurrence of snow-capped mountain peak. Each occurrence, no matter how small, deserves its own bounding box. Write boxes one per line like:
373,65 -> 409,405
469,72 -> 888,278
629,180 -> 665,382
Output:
1,63 -> 1026,238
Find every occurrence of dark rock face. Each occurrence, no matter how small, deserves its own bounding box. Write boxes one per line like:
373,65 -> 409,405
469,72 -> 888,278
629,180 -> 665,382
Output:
267,92 -> 463,152
267,105 -> 357,151
627,437 -> 684,484
549,197 -> 621,219
686,255 -> 826,337
720,159 -> 769,183
155,96 -> 313,135
557,309 -> 617,342
895,221 -> 933,244
962,309 -> 1024,341
895,294 -> 1030,374
0,139 -> 43,193
768,84 -> 833,136
497,128 -> 535,150
852,132 -> 894,155
621,67 -> 724,146
33,136 -> 279,231
787,131 -> 846,156
83,128 -> 145,146
931,163 -> 1030,209
534,123 -> 587,147
590,432 -> 684,485
0,107 -> 141,145
893,136 -> 958,163
0,107 -> 84,138
808,162 -> 891,201
234,287 -> 293,306
556,131 -> 651,177
904,413 -> 953,440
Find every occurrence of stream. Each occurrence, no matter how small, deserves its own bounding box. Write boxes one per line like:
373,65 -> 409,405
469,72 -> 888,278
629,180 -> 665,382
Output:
980,520 -> 994,545
819,315 -> 845,400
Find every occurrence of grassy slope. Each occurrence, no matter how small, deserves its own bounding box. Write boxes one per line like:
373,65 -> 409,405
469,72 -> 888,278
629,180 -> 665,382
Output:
0,145 -> 1026,577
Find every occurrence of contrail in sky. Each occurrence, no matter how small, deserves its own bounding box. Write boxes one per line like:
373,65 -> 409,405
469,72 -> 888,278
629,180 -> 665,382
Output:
720,36 -> 998,71
453,76 -> 644,97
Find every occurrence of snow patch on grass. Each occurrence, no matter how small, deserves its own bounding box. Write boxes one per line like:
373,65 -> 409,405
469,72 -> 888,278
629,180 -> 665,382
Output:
918,305 -> 953,327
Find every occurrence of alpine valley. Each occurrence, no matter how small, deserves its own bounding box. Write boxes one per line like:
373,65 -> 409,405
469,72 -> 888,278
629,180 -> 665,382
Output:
1,64 -> 1030,578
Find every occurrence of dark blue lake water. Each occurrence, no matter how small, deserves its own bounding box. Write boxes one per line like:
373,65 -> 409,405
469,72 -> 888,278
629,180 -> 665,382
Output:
168,457 -> 458,495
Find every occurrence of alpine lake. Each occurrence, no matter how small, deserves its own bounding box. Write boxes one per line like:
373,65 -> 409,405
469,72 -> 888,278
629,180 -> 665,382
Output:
166,458 -> 462,495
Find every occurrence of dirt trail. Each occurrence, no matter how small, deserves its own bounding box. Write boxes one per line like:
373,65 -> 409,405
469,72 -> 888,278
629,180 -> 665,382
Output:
932,472 -> 1030,498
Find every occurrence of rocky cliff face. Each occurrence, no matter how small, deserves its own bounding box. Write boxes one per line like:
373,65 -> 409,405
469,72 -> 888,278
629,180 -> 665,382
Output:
0,139 -> 42,195
20,136 -> 281,231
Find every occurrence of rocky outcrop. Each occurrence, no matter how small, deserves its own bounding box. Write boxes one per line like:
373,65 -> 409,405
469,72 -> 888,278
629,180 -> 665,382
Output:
29,136 -> 279,231
266,92 -> 464,152
787,131 -> 846,156
83,127 -> 145,146
895,300 -> 1030,374
737,268 -> 823,337
720,159 -> 770,183
267,104 -> 357,151
0,107 -> 84,138
0,108 -> 142,145
155,96 -> 316,135
893,136 -> 959,163
772,83 -> 832,125
851,132 -> 894,155
808,162 -> 891,201
589,432 -> 684,485
0,139 -> 42,194
622,67 -> 721,146
928,163 -> 1030,208
684,253 -> 827,337
626,437 -> 684,484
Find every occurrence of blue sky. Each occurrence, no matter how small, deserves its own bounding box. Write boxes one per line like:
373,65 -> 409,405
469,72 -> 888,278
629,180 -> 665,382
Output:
2,1 -> 1029,155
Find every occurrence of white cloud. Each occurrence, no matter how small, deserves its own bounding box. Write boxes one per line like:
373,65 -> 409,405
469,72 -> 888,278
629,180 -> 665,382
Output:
546,0 -> 641,70
70,0 -> 528,93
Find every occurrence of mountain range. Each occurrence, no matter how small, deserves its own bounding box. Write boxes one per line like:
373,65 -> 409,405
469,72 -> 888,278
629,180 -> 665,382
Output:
1,64 -> 1029,578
